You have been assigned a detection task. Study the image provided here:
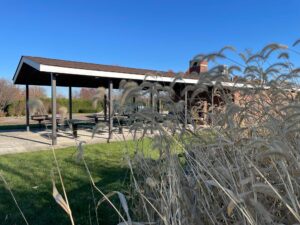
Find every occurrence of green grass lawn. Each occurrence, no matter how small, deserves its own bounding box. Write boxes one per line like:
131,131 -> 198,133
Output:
0,139 -> 151,225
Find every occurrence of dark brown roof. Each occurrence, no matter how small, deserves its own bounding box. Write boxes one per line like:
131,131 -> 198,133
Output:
24,56 -> 169,76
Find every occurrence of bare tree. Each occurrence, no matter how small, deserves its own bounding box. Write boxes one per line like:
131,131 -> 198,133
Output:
79,88 -> 98,100
29,86 -> 47,98
0,79 -> 22,114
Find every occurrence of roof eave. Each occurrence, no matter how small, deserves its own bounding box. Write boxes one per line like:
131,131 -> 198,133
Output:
13,56 -> 41,84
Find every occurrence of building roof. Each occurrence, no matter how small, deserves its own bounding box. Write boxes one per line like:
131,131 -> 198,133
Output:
13,55 -> 263,90
13,56 -> 198,88
22,56 -> 168,76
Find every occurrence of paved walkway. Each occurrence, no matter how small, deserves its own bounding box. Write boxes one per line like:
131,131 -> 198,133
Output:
0,127 -> 138,155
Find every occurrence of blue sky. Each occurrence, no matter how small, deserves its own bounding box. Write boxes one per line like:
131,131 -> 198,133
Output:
0,0 -> 300,95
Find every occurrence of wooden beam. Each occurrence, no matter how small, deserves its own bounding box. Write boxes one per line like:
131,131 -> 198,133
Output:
51,73 -> 57,145
68,86 -> 72,120
25,84 -> 30,132
108,80 -> 113,141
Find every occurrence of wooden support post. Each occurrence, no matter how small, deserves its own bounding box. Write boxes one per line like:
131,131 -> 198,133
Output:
184,89 -> 188,127
25,84 -> 30,132
132,97 -> 136,112
68,86 -> 72,120
211,87 -> 214,126
203,101 -> 208,125
108,80 -> 113,141
150,86 -> 154,134
104,94 -> 107,121
51,73 -> 57,145
156,91 -> 160,113
151,88 -> 155,109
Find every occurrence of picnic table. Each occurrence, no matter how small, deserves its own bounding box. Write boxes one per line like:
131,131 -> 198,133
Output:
31,114 -> 49,128
67,119 -> 95,138
47,114 -> 66,125
113,115 -> 131,133
45,115 -> 69,131
114,114 -> 130,124
86,113 -> 105,123
87,113 -> 130,125
88,114 -> 130,134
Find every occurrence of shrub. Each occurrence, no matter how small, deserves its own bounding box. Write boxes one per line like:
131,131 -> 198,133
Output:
6,100 -> 25,116
78,108 -> 98,113
4,98 -> 103,116
55,98 -> 102,113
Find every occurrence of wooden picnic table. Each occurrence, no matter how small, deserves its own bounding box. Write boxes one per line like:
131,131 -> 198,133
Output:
86,113 -> 105,123
31,114 -> 49,128
113,115 -> 130,133
88,114 -> 130,134
31,114 -> 68,130
46,115 -> 68,131
67,119 -> 95,138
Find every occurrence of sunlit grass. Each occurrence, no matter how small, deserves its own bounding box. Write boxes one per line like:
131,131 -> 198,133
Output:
0,139 -> 151,225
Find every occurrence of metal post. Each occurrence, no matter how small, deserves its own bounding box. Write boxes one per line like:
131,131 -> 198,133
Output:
150,86 -> 154,134
68,86 -> 72,120
104,94 -> 107,121
132,97 -> 136,113
156,92 -> 160,113
203,101 -> 208,125
184,89 -> 188,127
108,80 -> 113,141
211,87 -> 214,126
151,88 -> 155,109
25,84 -> 30,132
51,73 -> 57,145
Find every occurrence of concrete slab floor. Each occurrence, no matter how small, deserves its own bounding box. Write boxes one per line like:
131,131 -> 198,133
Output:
0,127 -> 139,155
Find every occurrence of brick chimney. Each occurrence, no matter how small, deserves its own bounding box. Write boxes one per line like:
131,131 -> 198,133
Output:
189,55 -> 208,74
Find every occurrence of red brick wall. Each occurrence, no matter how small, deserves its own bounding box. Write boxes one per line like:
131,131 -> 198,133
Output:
189,61 -> 208,74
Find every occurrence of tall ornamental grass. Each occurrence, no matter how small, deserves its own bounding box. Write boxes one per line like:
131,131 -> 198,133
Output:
121,42 -> 300,225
